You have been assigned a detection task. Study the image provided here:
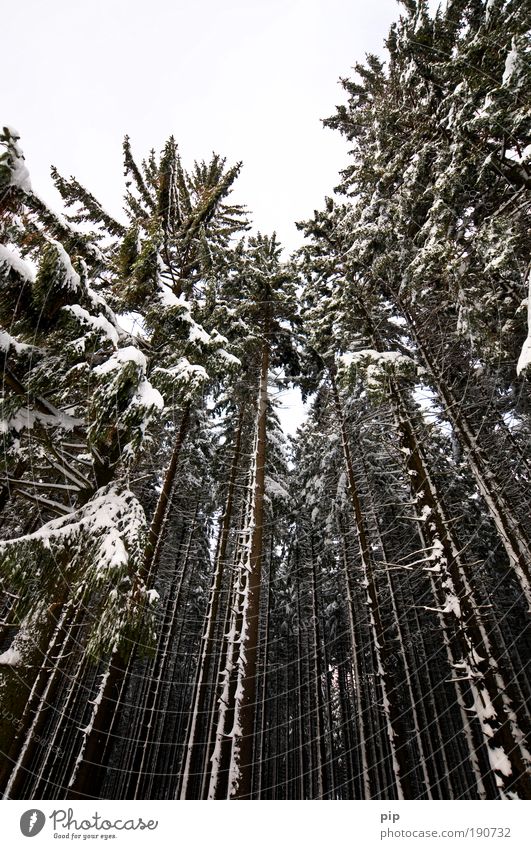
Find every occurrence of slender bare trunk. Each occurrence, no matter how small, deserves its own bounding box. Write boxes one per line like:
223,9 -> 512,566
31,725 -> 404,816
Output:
330,370 -> 413,799
228,338 -> 269,799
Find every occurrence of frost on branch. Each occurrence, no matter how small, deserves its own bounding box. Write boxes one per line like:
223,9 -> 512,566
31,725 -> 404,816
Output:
0,126 -> 32,195
516,271 -> 531,377
152,356 -> 209,403
90,346 -> 164,462
340,349 -> 416,395
0,485 -> 155,655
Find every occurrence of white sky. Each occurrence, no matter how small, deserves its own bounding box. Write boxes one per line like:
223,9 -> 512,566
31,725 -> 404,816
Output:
4,0 -> 402,253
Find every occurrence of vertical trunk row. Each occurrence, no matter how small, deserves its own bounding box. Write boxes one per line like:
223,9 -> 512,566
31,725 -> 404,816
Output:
1,596 -> 77,798
308,536 -> 326,799
389,378 -> 531,799
227,338 -> 269,799
400,304 -> 531,610
359,468 -> 434,799
207,344 -> 269,799
330,371 -> 413,799
179,408 -> 244,798
337,520 -> 371,798
129,498 -> 200,798
67,403 -> 192,798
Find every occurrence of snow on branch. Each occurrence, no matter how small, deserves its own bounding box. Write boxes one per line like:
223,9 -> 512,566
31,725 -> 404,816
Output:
516,270 -> 531,376
339,349 -> 417,392
153,357 -> 209,401
0,126 -> 31,193
0,485 -> 153,654
90,346 -> 164,459
0,243 -> 36,283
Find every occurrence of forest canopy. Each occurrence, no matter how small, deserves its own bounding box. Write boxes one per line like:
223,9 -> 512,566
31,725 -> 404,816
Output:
1,0 -> 530,800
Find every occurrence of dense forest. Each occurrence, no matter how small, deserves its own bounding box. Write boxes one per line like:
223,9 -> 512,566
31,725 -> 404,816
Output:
1,0 -> 530,800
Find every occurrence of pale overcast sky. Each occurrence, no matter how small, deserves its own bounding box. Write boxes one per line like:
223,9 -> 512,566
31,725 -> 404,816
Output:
4,0 -> 402,253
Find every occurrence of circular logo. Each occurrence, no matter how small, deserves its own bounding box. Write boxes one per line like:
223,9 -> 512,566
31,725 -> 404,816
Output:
20,810 -> 46,837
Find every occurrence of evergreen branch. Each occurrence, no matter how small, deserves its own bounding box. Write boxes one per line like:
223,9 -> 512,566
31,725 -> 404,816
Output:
50,166 -> 126,237
123,136 -> 155,211
23,192 -> 105,266
6,478 -> 81,493
11,487 -> 74,516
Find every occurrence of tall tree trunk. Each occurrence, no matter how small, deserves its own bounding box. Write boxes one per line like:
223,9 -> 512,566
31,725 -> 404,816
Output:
359,461 -> 434,800
337,518 -> 371,798
67,403 -> 191,798
130,499 -> 200,798
308,536 -> 326,799
255,535 -> 273,799
330,370 -> 413,799
143,402 -> 192,579
227,337 -> 269,799
398,300 -> 531,610
388,376 -> 531,799
206,558 -> 245,798
178,408 -> 244,798
0,595 -> 77,798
